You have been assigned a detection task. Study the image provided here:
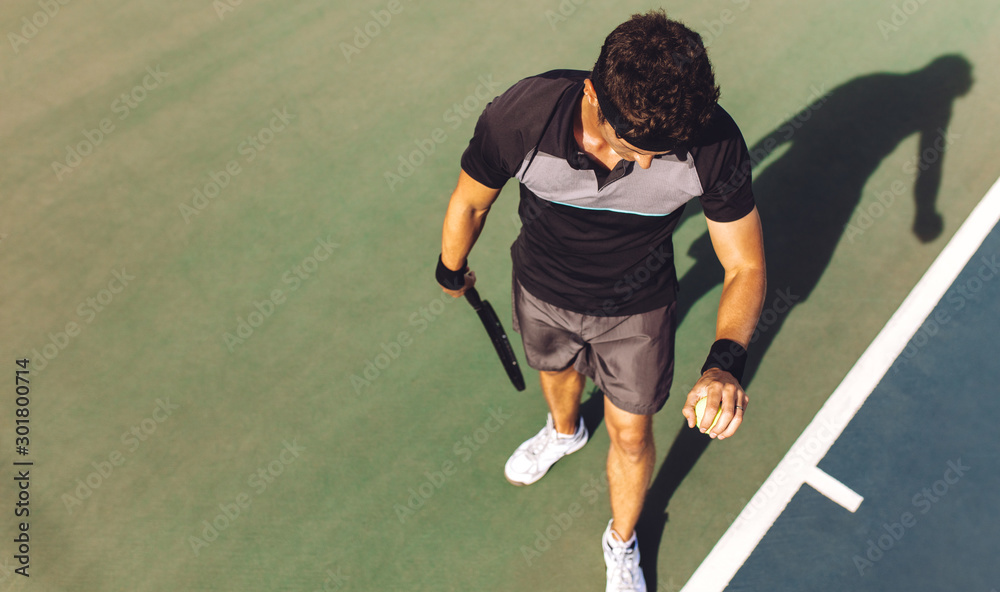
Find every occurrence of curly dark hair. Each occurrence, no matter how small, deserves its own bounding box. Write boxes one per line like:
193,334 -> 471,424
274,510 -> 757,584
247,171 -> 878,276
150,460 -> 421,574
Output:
591,10 -> 720,148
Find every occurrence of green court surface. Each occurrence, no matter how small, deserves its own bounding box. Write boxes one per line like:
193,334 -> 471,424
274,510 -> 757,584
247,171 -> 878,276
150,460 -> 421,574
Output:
2,1 -> 999,590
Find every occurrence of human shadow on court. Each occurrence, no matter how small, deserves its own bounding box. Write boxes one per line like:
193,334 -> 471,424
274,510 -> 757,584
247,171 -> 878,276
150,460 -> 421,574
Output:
637,54 -> 973,589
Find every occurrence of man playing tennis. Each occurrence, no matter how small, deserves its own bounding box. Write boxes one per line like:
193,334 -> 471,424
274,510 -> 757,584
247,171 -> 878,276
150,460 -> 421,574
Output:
436,11 -> 765,591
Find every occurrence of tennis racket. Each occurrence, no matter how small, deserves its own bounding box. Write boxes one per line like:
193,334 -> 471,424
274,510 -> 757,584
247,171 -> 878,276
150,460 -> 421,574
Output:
464,287 -> 526,391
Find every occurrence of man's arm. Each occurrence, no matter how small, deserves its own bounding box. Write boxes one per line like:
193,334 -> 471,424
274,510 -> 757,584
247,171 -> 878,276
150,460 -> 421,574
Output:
681,206 -> 766,439
439,170 -> 503,297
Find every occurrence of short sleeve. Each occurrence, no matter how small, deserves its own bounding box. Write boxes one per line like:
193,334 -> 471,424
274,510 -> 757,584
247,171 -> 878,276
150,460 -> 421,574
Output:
693,107 -> 757,223
459,102 -> 516,189
458,72 -> 579,190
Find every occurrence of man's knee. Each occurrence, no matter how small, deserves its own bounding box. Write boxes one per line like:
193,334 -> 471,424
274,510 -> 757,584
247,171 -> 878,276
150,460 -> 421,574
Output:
608,423 -> 653,459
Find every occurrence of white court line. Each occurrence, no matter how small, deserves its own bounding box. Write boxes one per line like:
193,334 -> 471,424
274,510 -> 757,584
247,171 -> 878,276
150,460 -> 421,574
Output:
804,466 -> 863,513
681,174 -> 1000,592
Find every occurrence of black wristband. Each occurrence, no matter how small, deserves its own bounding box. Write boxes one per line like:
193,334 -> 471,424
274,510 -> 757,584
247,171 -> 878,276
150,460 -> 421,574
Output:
436,254 -> 468,290
700,339 -> 748,386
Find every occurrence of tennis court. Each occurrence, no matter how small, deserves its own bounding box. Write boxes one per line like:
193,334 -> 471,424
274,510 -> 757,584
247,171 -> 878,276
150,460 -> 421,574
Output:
688,179 -> 1000,592
2,1 -> 999,590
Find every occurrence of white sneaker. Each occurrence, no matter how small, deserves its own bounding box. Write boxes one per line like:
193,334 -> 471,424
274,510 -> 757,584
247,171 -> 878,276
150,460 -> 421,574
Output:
504,413 -> 588,486
603,520 -> 647,592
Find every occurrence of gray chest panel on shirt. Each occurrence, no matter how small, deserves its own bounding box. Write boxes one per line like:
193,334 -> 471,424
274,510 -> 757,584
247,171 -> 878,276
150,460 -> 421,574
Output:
514,150 -> 704,216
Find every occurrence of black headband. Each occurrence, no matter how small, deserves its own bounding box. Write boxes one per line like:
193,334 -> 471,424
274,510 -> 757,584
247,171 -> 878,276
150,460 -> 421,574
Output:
590,72 -> 678,153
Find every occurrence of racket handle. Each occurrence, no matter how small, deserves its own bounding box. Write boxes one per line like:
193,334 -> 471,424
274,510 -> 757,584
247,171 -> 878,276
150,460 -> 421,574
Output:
464,287 -> 483,311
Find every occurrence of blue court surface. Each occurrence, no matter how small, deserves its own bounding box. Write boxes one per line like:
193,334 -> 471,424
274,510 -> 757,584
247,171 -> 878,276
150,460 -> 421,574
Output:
683,179 -> 1000,592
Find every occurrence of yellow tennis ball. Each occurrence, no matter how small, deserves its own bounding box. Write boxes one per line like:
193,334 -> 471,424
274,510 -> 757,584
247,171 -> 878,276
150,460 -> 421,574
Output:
695,397 -> 722,433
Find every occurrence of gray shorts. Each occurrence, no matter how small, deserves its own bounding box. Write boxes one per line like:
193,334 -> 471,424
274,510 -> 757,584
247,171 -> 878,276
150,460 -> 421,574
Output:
511,278 -> 676,415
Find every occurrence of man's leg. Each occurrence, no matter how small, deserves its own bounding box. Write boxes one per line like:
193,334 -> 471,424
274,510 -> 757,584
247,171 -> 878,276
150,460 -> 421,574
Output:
603,397 -> 655,540
540,366 -> 586,435
505,279 -> 592,486
503,365 -> 589,486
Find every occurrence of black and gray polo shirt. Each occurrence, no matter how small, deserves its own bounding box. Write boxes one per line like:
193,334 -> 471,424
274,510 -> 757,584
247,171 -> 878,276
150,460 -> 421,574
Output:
460,69 -> 755,317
